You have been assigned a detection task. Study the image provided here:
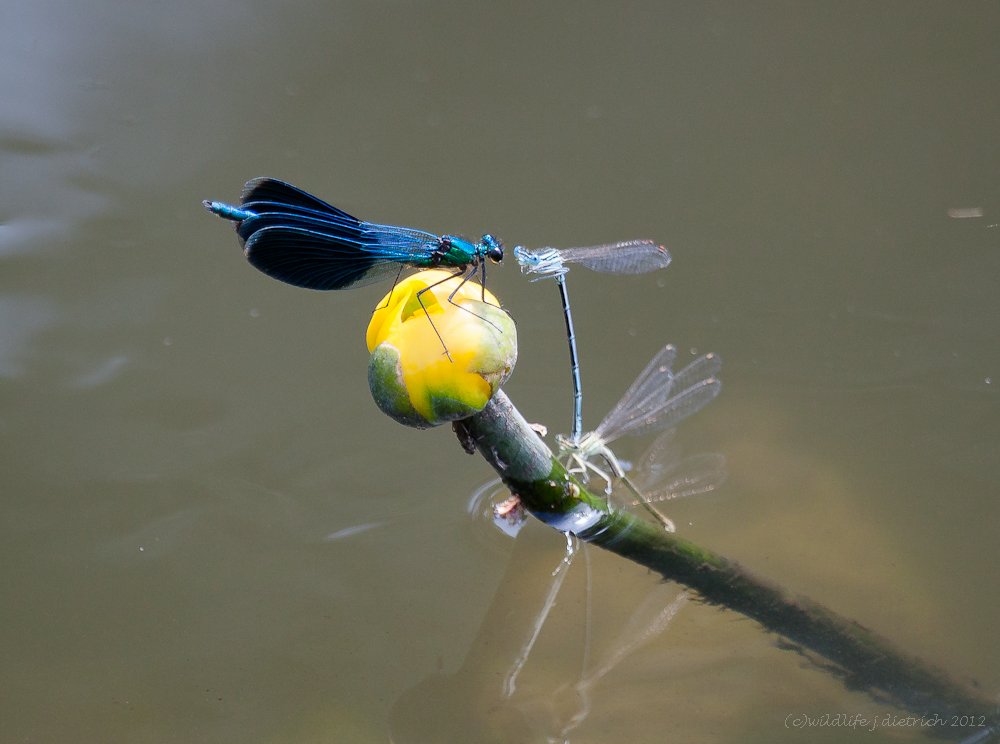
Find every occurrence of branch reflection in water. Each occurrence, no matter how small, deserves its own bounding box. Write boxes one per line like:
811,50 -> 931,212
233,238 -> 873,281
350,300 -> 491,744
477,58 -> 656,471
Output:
457,430 -> 724,739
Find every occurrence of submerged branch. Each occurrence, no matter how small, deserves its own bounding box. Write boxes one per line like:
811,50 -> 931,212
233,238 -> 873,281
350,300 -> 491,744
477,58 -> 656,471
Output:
463,391 -> 997,740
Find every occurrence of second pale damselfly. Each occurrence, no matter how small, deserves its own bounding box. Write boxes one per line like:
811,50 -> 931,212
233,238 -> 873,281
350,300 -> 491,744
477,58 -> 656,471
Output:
555,344 -> 722,530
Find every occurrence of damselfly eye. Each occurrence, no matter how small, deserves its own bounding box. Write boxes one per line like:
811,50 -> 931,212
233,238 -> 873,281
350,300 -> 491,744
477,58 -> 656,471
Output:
482,234 -> 504,264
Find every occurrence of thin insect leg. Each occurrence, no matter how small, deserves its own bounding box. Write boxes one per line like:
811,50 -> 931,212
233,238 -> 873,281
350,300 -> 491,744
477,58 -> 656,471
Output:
374,266 -> 406,312
564,453 -> 591,481
415,268 -> 468,362
443,261 -> 503,333
413,263 -> 507,360
480,258 -> 487,302
557,275 -> 584,443
563,454 -> 583,477
562,452 -> 611,491
582,459 -> 613,493
592,446 -> 629,494
622,475 -> 675,532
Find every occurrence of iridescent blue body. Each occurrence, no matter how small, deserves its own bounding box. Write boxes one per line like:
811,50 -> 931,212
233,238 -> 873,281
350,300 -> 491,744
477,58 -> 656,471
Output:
202,178 -> 503,292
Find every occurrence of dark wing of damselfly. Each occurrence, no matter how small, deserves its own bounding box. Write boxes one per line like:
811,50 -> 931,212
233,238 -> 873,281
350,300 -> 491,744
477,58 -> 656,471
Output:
555,240 -> 672,275
240,177 -> 358,217
225,178 -> 443,291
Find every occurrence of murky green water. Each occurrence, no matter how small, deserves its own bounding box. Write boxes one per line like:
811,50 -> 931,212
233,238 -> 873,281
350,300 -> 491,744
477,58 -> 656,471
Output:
3,2 -> 999,742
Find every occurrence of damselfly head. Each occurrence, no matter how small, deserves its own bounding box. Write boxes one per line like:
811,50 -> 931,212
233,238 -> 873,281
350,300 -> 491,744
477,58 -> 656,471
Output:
554,432 -> 573,450
555,430 -> 599,455
512,246 -> 534,271
481,234 -> 504,264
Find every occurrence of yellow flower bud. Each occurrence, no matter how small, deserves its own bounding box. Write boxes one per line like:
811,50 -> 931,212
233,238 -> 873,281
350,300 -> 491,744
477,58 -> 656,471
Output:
367,270 -> 517,428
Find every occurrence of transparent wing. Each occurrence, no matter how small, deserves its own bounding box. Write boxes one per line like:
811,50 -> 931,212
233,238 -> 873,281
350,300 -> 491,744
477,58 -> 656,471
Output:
365,222 -> 445,257
611,353 -> 723,437
580,587 -> 688,688
670,352 -> 722,393
599,375 -> 721,441
595,345 -> 677,440
594,351 -> 723,443
617,429 -> 727,503
556,240 -> 672,275
631,429 -> 682,483
640,453 -> 728,503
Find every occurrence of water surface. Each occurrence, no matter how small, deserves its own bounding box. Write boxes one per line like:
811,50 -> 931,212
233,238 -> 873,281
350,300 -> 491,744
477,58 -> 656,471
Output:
2,2 -> 999,742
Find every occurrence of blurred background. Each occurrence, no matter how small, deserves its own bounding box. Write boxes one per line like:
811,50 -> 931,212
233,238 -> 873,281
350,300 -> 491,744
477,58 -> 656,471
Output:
2,1 -> 998,741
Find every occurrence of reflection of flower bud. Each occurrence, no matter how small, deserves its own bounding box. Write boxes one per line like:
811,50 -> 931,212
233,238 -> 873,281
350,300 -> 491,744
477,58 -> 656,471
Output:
367,270 -> 517,429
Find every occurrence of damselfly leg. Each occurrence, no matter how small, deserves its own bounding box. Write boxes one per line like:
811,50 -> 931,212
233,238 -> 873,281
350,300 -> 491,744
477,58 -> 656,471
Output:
413,259 -> 506,361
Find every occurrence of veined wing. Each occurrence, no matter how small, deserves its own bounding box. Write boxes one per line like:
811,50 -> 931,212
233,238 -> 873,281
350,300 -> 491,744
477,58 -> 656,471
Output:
235,205 -> 364,250
364,223 -> 445,255
633,452 -> 728,503
556,240 -> 671,275
579,585 -> 688,689
596,345 -> 677,438
244,226 -> 415,290
241,178 -> 442,254
231,178 -> 444,290
239,208 -> 441,259
598,374 -> 721,441
670,352 -> 722,394
613,430 -> 727,510
622,352 -> 722,423
632,428 -> 683,476
241,177 -> 357,220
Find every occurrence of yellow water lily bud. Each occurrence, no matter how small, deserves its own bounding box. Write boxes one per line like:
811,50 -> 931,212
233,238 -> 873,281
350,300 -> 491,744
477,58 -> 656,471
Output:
367,270 -> 517,428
